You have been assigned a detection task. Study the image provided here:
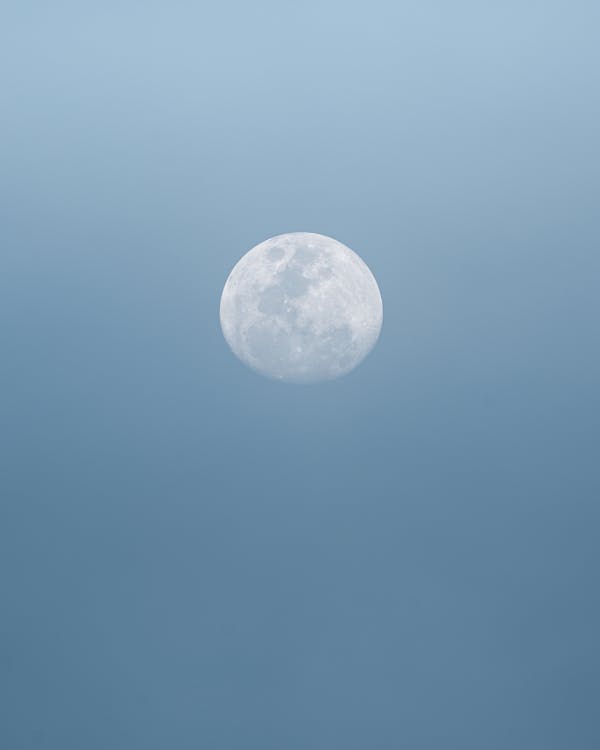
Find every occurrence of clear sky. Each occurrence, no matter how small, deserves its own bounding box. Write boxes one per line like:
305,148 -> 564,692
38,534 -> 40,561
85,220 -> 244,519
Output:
2,2 -> 599,748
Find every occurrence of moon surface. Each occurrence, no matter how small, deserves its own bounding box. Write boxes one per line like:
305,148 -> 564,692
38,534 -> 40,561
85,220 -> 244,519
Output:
220,232 -> 383,383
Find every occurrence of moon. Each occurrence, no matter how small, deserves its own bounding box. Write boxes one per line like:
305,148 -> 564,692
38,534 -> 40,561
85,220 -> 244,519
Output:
219,232 -> 383,383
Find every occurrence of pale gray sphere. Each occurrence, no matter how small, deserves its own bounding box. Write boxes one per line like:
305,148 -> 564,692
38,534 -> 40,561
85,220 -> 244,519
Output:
219,232 -> 383,383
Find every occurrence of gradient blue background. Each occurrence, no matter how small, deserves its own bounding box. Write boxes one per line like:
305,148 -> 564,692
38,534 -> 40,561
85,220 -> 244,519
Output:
2,2 -> 599,747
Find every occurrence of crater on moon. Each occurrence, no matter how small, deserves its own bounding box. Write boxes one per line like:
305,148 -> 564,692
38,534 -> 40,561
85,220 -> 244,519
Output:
219,232 -> 383,383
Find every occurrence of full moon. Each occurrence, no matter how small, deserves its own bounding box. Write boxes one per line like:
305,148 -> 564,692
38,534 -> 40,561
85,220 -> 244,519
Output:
219,232 -> 383,383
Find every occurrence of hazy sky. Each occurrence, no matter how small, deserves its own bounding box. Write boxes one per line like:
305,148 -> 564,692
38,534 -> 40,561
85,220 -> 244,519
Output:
2,2 -> 599,748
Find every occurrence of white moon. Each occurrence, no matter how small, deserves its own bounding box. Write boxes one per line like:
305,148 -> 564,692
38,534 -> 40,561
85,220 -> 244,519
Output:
219,232 -> 383,383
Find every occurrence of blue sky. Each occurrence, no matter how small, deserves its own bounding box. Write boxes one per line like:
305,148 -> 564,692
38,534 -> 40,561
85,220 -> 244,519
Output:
2,2 -> 599,748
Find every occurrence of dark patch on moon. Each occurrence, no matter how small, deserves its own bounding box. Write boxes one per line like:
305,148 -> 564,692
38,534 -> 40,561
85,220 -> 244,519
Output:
278,266 -> 311,298
292,246 -> 317,266
257,285 -> 286,315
